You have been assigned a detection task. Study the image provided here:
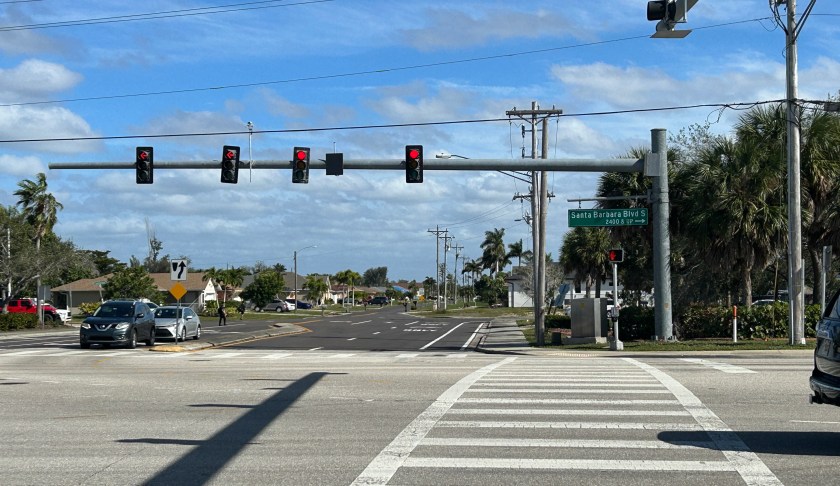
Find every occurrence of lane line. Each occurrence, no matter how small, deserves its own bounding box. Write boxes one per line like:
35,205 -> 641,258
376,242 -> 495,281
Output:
625,358 -> 782,486
419,322 -> 466,350
351,356 -> 517,485
460,322 -> 485,350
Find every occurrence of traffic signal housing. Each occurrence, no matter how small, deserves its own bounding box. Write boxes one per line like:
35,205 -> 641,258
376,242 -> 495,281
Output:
292,147 -> 310,183
221,145 -> 240,184
608,249 -> 624,264
135,147 -> 153,184
405,145 -> 423,183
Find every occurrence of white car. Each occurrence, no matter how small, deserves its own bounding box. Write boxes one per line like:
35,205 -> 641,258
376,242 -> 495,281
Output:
153,306 -> 201,342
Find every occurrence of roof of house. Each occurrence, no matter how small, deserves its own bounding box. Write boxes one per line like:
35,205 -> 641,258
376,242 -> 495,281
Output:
53,273 -> 212,292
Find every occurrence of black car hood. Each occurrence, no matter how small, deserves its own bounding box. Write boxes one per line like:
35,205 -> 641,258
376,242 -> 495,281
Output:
84,316 -> 134,325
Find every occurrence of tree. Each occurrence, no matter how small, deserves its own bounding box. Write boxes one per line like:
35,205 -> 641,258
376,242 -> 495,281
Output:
480,227 -> 509,275
1,206 -> 93,309
362,266 -> 388,287
333,269 -> 362,303
83,250 -> 126,276
474,274 -> 507,306
203,267 -> 247,304
102,266 -> 161,301
507,239 -> 527,267
14,173 -> 64,326
678,136 -> 786,306
559,227 -> 612,297
240,271 -> 284,310
303,275 -> 329,305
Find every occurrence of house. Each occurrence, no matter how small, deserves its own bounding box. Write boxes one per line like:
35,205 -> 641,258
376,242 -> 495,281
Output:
51,273 -> 217,315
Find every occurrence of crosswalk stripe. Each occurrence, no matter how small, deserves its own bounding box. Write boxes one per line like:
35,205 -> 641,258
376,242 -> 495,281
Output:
402,457 -> 736,472
465,388 -> 672,394
446,408 -> 691,417
472,382 -> 664,388
419,437 -> 715,449
458,397 -> 681,405
680,358 -> 757,374
435,420 -> 703,430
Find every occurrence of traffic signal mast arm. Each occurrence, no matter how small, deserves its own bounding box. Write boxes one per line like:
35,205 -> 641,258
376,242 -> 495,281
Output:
50,157 -> 645,173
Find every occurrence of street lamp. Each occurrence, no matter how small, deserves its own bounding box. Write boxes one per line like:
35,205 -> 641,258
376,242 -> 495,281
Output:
293,245 -> 317,312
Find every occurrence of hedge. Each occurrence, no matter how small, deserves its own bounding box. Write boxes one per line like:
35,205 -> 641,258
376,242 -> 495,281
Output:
0,313 -> 40,331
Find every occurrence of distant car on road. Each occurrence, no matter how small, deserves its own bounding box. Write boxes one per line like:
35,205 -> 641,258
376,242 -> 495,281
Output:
80,300 -> 156,349
368,296 -> 390,306
262,299 -> 290,312
154,306 -> 201,342
811,288 -> 840,407
287,299 -> 310,309
6,298 -> 63,322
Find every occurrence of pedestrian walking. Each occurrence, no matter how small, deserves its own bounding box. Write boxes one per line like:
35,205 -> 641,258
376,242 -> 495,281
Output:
218,305 -> 227,326
237,302 -> 246,320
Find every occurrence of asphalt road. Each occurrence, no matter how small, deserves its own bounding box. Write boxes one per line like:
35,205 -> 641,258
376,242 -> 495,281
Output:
1,315 -> 838,485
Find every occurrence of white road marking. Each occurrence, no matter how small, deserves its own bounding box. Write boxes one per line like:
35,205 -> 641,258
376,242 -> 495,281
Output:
419,437 -> 715,449
460,322 -> 485,350
402,458 -> 736,472
351,356 -> 517,485
465,388 -> 671,394
0,350 -> 45,356
458,397 -> 681,405
447,408 -> 690,417
435,420 -> 704,430
626,358 -> 782,486
347,337 -> 357,341
260,353 -> 292,360
419,322 -> 466,350
396,353 -> 419,359
680,358 -> 757,374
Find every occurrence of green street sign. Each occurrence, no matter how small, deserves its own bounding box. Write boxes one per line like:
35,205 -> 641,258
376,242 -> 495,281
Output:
568,208 -> 649,227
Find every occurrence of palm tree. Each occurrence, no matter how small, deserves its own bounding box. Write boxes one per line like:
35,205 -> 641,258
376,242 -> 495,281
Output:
480,227 -> 509,275
737,103 -> 840,303
507,239 -> 526,268
679,135 -> 786,306
559,227 -> 612,297
15,173 -> 63,327
333,269 -> 361,304
303,275 -> 329,305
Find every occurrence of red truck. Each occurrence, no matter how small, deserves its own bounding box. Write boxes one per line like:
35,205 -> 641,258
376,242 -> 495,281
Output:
5,298 -> 66,322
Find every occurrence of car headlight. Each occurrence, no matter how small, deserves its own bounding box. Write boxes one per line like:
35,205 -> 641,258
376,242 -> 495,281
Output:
81,322 -> 91,329
115,322 -> 130,330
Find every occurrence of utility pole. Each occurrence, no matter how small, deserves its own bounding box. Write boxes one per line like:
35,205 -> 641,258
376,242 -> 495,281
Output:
427,226 -> 448,310
506,102 -> 562,346
442,233 -> 453,310
453,243 -> 463,305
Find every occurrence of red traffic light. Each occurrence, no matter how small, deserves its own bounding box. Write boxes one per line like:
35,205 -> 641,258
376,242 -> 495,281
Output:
408,148 -> 420,160
295,149 -> 308,161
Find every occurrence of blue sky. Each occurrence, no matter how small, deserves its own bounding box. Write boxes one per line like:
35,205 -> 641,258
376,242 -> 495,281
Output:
0,1 -> 838,283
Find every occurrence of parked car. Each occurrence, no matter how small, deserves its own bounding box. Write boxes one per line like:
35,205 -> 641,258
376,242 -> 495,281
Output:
262,299 -> 290,312
80,300 -> 156,349
810,287 -> 840,406
287,299 -> 310,309
368,296 -> 390,306
6,298 -> 63,322
282,300 -> 296,311
154,306 -> 201,342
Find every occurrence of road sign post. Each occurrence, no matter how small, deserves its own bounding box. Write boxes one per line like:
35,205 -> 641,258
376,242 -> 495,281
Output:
609,261 -> 623,351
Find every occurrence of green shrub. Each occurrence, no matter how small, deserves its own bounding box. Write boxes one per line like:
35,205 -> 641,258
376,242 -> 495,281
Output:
545,314 -> 570,329
618,306 -> 655,341
0,313 -> 38,331
79,302 -> 100,316
677,305 -> 730,339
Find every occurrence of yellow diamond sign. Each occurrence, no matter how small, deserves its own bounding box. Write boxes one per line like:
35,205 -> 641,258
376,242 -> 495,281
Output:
170,282 -> 187,300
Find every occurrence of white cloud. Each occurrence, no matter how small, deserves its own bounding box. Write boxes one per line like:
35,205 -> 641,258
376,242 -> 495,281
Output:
0,59 -> 83,101
0,154 -> 46,177
0,105 -> 100,154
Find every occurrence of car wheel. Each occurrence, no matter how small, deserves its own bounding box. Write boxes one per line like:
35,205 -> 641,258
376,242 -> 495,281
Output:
193,324 -> 201,340
80,341 -> 90,349
179,327 -> 187,342
146,329 -> 155,347
127,329 -> 137,349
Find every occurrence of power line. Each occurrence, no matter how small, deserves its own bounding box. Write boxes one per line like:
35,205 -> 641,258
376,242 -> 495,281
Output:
0,99 -> 793,144
0,0 -> 334,32
0,16 -> 781,109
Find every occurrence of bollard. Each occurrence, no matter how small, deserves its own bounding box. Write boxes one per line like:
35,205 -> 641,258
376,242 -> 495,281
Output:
732,305 -> 738,343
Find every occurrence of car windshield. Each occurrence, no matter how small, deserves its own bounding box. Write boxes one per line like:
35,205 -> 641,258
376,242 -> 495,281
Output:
94,303 -> 134,318
154,308 -> 181,319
